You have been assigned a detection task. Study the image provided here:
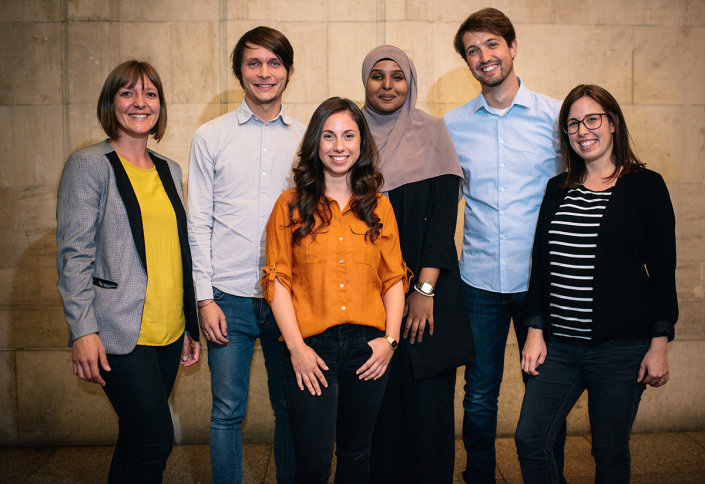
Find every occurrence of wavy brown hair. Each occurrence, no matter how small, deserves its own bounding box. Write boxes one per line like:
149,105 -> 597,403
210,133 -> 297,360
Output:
559,84 -> 645,188
289,97 -> 383,245
453,8 -> 516,59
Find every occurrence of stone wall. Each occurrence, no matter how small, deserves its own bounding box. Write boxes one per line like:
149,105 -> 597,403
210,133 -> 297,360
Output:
1,0 -> 703,445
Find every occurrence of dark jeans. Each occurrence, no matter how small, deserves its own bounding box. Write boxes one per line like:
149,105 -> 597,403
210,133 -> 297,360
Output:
515,338 -> 649,484
461,283 -> 566,483
101,335 -> 183,484
207,290 -> 294,484
283,324 -> 389,484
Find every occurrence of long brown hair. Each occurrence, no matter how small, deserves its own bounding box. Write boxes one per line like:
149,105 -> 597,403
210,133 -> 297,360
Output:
289,97 -> 383,245
559,84 -> 644,188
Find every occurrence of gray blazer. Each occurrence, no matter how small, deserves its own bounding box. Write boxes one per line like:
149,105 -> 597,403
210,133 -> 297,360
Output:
56,141 -> 199,355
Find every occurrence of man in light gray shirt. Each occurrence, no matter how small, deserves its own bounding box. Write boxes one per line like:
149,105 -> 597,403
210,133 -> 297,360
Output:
187,26 -> 305,484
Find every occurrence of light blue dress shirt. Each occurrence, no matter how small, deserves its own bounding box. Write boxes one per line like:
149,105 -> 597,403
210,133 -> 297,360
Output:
444,81 -> 561,294
187,100 -> 305,300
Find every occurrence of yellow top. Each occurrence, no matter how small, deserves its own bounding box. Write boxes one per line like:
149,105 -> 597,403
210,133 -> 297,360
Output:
120,156 -> 185,346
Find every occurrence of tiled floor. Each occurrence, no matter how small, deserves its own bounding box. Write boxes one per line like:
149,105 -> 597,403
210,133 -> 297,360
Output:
2,432 -> 704,483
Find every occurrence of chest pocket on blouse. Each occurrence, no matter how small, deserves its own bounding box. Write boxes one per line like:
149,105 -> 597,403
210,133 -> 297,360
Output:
293,228 -> 330,264
348,220 -> 380,268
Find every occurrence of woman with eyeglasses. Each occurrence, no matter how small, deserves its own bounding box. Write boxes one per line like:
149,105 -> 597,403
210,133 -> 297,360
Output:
514,84 -> 678,484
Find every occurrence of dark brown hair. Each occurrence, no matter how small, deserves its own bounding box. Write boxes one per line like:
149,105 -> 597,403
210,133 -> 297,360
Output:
454,8 -> 516,58
559,84 -> 645,188
97,60 -> 167,141
231,26 -> 294,89
289,97 -> 383,245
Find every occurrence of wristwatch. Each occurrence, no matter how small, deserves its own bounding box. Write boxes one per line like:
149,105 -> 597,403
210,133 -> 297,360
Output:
385,335 -> 398,351
414,281 -> 435,297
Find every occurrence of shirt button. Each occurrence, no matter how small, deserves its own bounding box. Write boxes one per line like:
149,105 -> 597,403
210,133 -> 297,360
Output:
263,147 -> 268,152
499,210 -> 504,215
338,237 -> 343,241
262,171 -> 267,176
339,283 -> 344,288
499,186 -> 505,192
500,139 -> 504,144
500,163 -> 505,167
500,234 -> 506,239
339,259 -> 344,264
342,306 -> 346,311
338,219 -> 342,224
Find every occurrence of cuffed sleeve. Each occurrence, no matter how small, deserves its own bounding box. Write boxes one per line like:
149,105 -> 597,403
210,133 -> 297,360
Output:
261,191 -> 295,304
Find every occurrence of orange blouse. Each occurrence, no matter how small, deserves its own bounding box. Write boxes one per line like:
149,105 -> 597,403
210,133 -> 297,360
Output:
262,189 -> 410,339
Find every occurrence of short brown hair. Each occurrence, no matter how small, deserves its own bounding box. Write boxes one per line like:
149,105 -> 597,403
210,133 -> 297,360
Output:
231,26 -> 294,89
97,60 -> 167,141
453,8 -> 516,58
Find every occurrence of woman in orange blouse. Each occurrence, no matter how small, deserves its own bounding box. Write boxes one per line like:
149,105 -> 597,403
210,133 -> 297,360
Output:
262,97 -> 408,484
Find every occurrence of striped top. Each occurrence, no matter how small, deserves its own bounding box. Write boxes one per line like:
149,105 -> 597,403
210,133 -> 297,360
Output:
548,186 -> 612,341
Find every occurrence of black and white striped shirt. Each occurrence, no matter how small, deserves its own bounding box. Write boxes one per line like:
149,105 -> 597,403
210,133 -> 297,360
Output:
548,186 -> 612,341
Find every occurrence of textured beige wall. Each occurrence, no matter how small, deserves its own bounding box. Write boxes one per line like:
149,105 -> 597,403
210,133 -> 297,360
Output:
0,0 -> 703,446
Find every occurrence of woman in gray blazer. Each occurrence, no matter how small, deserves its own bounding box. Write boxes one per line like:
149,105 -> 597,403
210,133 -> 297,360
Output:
56,60 -> 200,483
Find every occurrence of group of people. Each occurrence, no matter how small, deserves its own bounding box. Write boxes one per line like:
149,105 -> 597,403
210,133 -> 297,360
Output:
56,6 -> 678,484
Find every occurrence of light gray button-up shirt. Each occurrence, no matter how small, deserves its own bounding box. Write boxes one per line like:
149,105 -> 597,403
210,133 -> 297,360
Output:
187,100 -> 305,300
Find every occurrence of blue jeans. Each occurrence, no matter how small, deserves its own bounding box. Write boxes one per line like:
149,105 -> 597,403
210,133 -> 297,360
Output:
283,324 -> 389,484
101,335 -> 183,484
461,283 -> 528,483
207,289 -> 294,484
515,338 -> 649,484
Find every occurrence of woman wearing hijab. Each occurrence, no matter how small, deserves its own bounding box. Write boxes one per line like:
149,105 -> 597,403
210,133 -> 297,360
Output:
362,45 -> 473,484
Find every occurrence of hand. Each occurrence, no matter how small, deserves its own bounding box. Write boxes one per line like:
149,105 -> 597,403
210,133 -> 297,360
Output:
356,337 -> 394,381
521,328 -> 547,376
72,333 -> 110,386
199,300 -> 229,345
638,336 -> 669,387
403,290 -> 434,344
180,334 -> 201,367
289,342 -> 329,396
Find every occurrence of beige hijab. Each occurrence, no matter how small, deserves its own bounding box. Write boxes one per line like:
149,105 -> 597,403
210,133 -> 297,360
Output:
361,45 -> 463,192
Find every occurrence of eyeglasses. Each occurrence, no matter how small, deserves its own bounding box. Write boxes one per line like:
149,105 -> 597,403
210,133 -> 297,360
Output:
563,113 -> 608,135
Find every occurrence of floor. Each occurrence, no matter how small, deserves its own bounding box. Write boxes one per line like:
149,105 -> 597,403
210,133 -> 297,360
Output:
2,432 -> 705,483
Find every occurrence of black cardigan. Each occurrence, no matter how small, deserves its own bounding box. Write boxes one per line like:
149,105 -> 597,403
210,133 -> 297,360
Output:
522,169 -> 678,345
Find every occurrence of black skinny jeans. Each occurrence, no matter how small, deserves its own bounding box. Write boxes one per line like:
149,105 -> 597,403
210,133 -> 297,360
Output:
283,324 -> 390,484
101,335 -> 183,484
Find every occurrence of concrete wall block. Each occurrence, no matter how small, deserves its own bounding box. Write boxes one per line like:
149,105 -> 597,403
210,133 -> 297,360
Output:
156,103 -> 223,175
634,26 -> 705,105
118,0 -> 220,22
622,105 -> 705,184
327,22 -> 379,102
0,350 -> 18,445
327,0 -> 378,22
16,349 -> 116,445
0,306 -> 68,349
4,105 -> 65,187
67,0 -> 112,21
516,24 -> 633,103
633,340 -> 705,432
117,22 -> 171,85
670,183 -> 705,263
67,22 -> 112,105
169,23 -> 220,105
0,0 -> 62,22
10,23 -> 63,105
68,104 -> 107,154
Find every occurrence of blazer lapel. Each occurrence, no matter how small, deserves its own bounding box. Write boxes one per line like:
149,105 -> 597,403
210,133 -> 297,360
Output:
105,151 -> 148,273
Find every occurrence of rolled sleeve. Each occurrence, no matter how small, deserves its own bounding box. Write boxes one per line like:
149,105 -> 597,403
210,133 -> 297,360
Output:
376,195 -> 411,295
262,192 -> 295,303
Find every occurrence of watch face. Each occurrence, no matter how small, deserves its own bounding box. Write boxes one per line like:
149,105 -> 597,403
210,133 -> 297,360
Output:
418,282 -> 433,294
390,339 -> 398,349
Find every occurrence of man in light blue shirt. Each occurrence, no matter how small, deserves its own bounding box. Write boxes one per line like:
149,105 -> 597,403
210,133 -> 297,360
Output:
188,27 -> 304,484
444,8 -> 565,483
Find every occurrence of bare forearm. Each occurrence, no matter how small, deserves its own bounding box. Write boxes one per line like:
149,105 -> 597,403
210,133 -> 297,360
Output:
383,280 -> 405,341
270,279 -> 305,351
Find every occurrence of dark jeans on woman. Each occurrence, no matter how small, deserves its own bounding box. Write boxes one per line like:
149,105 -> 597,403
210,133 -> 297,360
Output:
283,324 -> 390,484
515,338 -> 649,484
101,334 -> 183,484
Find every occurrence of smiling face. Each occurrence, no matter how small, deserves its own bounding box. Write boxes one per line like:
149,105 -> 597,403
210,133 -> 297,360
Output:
462,30 -> 516,89
241,43 -> 290,113
365,59 -> 408,114
318,110 -> 361,184
113,76 -> 160,140
567,96 -> 615,167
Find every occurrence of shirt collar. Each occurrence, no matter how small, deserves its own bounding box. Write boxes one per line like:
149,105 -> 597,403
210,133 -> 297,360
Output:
473,77 -> 530,114
236,98 -> 295,126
